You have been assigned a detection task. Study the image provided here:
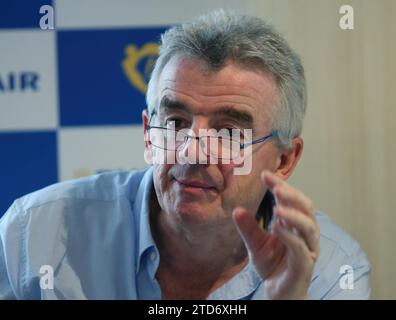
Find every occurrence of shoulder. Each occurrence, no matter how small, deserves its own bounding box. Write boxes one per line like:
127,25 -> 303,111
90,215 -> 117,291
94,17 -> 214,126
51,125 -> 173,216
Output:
309,211 -> 371,299
13,168 -> 148,212
316,211 -> 363,258
0,167 -> 150,247
0,168 -> 151,299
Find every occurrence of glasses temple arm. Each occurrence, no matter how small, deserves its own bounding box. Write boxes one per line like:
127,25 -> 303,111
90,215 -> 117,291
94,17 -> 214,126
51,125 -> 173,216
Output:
240,131 -> 278,149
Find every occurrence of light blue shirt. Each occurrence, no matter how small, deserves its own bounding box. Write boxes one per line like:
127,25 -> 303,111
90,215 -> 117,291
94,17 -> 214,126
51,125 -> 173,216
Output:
0,167 -> 371,299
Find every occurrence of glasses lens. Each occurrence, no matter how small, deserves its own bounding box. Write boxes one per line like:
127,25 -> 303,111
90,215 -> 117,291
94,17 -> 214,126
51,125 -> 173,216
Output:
204,135 -> 240,160
149,128 -> 166,150
149,127 -> 182,151
149,128 -> 243,160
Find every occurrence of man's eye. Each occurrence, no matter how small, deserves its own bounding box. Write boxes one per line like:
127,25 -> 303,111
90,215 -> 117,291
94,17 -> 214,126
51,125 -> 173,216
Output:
221,127 -> 246,142
165,118 -> 187,129
226,128 -> 235,135
219,127 -> 240,137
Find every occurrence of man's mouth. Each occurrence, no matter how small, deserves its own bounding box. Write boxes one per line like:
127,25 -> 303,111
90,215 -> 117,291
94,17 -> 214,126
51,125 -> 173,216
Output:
173,178 -> 217,192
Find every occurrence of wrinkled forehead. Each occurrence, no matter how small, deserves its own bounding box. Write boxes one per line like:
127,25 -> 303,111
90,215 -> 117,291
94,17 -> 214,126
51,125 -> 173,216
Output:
156,56 -> 280,126
160,55 -> 276,82
160,54 -> 213,76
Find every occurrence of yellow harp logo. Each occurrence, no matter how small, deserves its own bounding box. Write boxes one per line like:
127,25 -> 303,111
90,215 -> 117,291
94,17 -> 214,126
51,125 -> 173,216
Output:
122,42 -> 159,94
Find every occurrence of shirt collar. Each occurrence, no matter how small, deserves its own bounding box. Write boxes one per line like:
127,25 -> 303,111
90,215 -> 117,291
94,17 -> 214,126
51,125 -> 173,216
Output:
207,252 -> 262,300
133,167 -> 156,274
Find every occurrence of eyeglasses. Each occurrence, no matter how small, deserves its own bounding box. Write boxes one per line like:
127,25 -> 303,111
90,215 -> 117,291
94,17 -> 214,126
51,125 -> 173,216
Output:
146,110 -> 278,161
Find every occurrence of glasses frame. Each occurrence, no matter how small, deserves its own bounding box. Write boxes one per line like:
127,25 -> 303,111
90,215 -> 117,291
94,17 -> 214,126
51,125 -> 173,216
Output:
146,109 -> 279,155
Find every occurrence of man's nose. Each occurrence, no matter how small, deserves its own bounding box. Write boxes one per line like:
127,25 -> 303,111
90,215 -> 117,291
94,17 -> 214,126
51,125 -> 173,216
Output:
177,129 -> 209,165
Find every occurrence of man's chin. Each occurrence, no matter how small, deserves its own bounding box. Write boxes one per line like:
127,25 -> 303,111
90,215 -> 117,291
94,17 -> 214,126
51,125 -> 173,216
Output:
172,202 -> 224,226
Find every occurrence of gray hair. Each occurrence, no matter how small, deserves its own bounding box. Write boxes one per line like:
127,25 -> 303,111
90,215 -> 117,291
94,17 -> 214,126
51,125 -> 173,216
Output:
146,10 -> 307,149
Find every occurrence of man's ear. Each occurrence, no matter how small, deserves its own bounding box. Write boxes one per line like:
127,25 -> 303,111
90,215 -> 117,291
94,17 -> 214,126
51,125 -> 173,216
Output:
274,137 -> 304,181
142,109 -> 149,138
142,109 -> 152,164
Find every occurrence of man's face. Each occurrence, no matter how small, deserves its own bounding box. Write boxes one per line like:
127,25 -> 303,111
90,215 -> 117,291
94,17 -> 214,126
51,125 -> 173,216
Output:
145,57 -> 281,229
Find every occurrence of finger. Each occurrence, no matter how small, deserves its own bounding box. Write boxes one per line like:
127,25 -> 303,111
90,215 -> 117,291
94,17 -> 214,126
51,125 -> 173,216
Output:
262,170 -> 315,219
274,185 -> 315,219
232,207 -> 272,256
261,170 -> 285,192
273,217 -> 311,262
275,206 -> 320,253
261,170 -> 286,206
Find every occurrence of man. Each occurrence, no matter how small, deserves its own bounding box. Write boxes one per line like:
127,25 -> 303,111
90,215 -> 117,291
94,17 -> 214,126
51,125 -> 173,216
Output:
0,11 -> 370,299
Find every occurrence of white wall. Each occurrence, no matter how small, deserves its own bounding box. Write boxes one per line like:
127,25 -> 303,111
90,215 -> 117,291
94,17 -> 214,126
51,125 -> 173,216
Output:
247,0 -> 395,299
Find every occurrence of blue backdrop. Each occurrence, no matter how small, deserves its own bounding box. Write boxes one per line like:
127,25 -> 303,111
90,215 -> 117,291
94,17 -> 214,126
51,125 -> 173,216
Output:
0,0 -> 166,217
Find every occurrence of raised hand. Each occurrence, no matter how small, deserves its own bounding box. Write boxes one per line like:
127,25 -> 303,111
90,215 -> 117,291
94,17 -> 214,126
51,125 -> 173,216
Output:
233,171 -> 320,299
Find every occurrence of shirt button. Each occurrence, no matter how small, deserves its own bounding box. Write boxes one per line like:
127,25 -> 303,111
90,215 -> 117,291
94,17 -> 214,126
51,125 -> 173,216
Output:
150,251 -> 157,261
